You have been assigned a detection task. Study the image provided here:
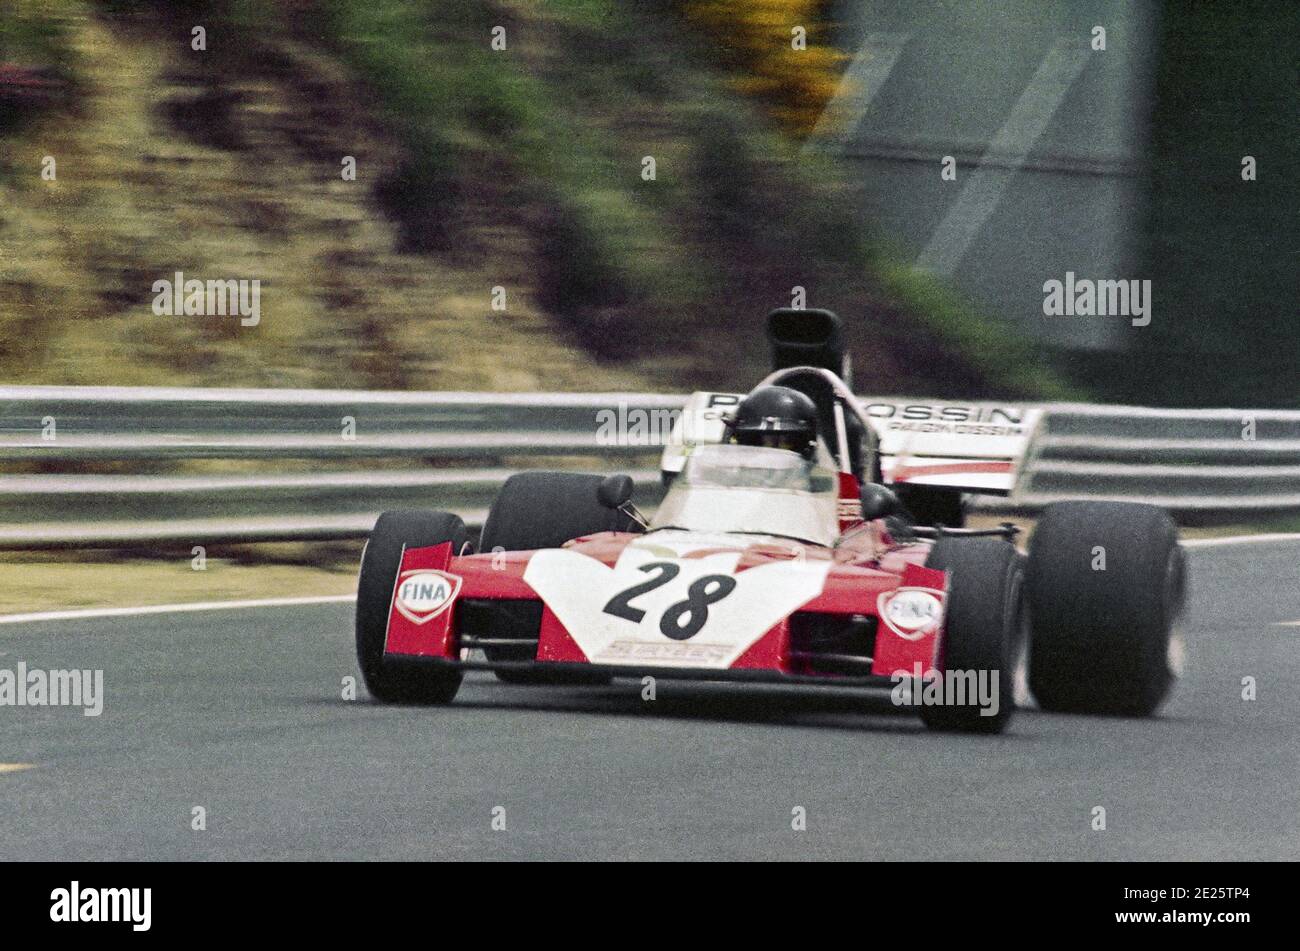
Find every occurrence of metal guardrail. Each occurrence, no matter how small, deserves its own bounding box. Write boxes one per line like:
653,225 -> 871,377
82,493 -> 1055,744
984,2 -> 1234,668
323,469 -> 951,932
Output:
1012,404 -> 1300,513
2,387 -> 1297,547
0,387 -> 679,548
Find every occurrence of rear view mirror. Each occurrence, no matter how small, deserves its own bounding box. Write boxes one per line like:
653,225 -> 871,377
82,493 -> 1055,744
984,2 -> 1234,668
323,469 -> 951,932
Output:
859,484 -> 902,521
597,474 -> 634,510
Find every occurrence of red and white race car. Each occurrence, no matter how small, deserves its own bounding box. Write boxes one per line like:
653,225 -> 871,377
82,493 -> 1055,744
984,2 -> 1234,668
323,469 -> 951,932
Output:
355,310 -> 1187,732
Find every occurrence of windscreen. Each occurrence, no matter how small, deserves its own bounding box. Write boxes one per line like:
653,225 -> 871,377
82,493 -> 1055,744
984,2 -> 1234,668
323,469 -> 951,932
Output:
649,444 -> 839,546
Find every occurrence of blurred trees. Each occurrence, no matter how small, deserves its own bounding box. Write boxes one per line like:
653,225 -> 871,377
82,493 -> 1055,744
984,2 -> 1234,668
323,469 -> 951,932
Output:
0,0 -> 1063,399
675,0 -> 843,135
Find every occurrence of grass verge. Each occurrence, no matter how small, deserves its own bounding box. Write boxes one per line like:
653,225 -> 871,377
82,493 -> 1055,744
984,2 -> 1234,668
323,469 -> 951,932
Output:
0,546 -> 360,615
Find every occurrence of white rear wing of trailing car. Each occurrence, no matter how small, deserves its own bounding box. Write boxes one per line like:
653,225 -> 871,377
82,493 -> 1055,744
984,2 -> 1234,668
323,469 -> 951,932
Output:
660,383 -> 1042,497
659,391 -> 742,479
862,400 -> 1043,496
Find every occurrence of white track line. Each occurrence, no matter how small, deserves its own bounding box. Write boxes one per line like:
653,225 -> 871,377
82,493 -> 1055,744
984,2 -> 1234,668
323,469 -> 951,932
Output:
0,595 -> 354,626
1182,533 -> 1300,549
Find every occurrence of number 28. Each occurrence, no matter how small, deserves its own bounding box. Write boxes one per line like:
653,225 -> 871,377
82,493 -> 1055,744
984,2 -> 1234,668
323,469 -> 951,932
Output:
602,561 -> 736,640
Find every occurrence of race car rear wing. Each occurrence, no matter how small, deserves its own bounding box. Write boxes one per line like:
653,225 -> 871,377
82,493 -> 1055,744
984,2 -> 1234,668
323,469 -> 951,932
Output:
660,380 -> 1042,497
862,399 -> 1043,496
659,391 -> 741,480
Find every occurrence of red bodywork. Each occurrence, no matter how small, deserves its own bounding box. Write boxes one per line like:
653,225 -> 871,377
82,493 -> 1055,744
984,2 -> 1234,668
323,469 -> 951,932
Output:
382,517 -> 947,686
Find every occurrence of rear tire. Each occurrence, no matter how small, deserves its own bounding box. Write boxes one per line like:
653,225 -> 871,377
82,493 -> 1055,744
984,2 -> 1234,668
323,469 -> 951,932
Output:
920,538 -> 1024,733
479,472 -> 632,684
355,510 -> 465,704
1027,501 -> 1185,716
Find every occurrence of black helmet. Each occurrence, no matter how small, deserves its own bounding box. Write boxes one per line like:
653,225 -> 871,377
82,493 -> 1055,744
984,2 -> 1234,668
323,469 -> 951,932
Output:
729,386 -> 819,458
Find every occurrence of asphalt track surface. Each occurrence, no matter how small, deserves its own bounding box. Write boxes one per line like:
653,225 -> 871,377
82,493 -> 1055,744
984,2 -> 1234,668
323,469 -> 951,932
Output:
3,539 -> 1298,861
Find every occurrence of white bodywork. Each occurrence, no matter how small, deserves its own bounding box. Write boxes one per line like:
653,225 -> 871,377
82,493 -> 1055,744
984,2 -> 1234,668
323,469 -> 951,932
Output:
522,529 -> 833,669
864,399 -> 1043,494
525,442 -> 844,670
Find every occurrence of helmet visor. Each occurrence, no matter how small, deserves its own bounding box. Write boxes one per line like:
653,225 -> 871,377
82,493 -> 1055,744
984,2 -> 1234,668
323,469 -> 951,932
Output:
735,429 -> 812,454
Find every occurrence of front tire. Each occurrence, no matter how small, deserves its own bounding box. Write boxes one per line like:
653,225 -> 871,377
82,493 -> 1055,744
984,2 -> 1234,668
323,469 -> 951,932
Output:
355,510 -> 465,704
478,471 -> 632,684
920,537 -> 1025,733
1027,501 -> 1185,716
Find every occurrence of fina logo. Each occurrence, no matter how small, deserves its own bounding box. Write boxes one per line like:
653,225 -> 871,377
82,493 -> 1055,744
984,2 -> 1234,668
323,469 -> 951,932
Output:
394,569 -> 461,625
877,587 -> 945,641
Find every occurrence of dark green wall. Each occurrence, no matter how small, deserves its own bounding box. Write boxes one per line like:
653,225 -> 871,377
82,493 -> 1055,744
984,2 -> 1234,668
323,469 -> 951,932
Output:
1129,0 -> 1298,407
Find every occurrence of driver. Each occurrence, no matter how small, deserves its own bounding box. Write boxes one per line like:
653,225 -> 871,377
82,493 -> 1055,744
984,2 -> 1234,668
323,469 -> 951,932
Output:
726,385 -> 820,460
